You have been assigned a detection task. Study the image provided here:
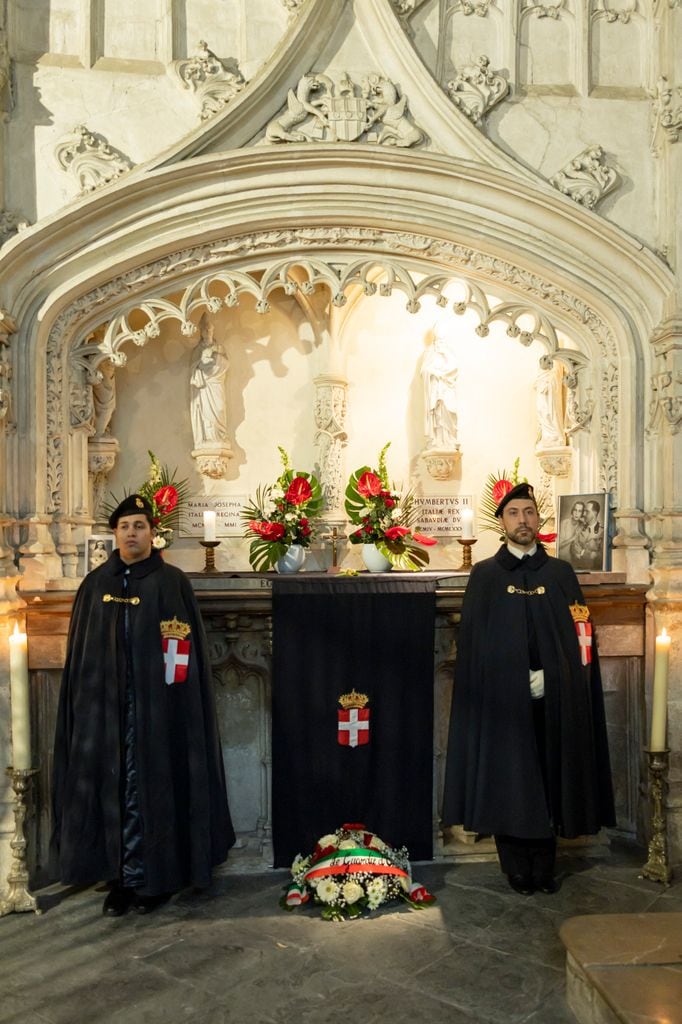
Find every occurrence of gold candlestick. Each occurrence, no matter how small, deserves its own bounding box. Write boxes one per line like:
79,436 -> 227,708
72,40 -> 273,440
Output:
456,537 -> 477,572
199,540 -> 220,573
639,748 -> 673,887
0,767 -> 42,917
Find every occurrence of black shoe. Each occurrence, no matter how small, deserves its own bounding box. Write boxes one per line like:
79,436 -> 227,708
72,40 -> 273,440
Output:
102,885 -> 135,917
133,892 -> 171,915
507,874 -> 534,895
534,876 -> 559,894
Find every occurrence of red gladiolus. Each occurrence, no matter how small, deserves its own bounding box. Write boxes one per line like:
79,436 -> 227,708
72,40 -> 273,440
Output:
154,484 -> 178,514
357,472 -> 382,498
412,531 -> 437,547
537,531 -> 557,543
285,476 -> 312,506
249,520 -> 286,541
491,478 -> 513,505
384,525 -> 410,540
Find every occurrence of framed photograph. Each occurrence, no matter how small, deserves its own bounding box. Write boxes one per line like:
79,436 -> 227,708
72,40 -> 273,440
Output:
556,493 -> 610,572
86,533 -> 113,573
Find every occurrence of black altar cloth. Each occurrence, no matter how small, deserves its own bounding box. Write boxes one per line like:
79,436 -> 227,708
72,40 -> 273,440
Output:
271,576 -> 436,867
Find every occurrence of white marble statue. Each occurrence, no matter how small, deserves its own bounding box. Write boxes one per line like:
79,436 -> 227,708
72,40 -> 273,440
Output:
421,327 -> 459,449
534,358 -> 565,448
190,315 -> 230,446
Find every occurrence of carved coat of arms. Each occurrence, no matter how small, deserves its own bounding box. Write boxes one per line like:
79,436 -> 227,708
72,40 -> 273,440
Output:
265,72 -> 424,148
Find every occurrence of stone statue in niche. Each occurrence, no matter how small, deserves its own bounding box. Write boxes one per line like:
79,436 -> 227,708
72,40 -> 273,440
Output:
190,314 -> 233,479
534,357 -> 565,449
422,327 -> 459,450
190,314 -> 230,445
92,359 -> 116,437
420,326 -> 461,481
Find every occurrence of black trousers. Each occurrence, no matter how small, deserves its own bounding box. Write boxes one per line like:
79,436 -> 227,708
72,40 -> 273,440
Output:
494,696 -> 556,880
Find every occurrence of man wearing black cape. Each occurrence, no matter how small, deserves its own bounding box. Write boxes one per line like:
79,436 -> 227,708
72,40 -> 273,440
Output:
442,483 -> 615,894
51,494 -> 235,915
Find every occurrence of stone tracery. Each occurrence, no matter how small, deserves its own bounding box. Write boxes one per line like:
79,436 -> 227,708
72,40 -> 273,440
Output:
38,227 -> 619,565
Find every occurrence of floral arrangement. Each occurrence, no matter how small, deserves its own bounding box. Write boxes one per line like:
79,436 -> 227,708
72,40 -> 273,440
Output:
104,450 -> 190,549
240,448 -> 323,571
345,442 -> 436,571
282,823 -> 435,922
479,457 -> 556,543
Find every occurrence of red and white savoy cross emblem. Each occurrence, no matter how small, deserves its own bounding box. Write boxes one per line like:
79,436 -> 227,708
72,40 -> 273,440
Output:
160,616 -> 192,685
337,689 -> 370,747
575,621 -> 592,666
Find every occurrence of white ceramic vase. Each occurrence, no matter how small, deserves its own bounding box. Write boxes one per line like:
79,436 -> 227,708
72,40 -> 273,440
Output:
275,544 -> 306,574
362,543 -> 392,573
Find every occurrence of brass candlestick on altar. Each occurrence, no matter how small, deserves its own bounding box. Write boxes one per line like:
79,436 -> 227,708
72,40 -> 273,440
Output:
456,538 -> 477,572
0,767 -> 42,917
199,540 -> 220,574
639,748 -> 673,886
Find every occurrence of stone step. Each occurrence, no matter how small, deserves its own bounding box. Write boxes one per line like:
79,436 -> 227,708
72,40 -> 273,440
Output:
560,912 -> 682,1024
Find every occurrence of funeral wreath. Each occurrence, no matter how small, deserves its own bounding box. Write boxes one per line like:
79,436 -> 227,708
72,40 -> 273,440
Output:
282,823 -> 436,922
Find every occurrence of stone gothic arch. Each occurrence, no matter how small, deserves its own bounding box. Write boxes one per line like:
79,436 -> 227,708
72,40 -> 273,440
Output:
0,144 -> 671,586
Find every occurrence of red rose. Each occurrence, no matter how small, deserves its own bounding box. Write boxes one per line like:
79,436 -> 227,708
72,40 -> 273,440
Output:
384,498 -> 395,508
491,478 -> 513,505
364,524 -> 374,534
412,531 -> 437,547
285,476 -> 312,506
357,472 -> 382,498
154,484 -> 178,514
384,525 -> 410,540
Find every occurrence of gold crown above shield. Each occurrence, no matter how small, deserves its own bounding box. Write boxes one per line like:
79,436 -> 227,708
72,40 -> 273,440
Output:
160,616 -> 191,640
569,602 -> 590,623
338,689 -> 369,710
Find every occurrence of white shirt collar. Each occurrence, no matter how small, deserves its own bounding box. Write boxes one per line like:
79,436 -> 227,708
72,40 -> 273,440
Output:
507,541 -> 538,559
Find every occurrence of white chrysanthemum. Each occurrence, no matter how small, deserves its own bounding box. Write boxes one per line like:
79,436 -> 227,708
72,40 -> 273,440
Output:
317,834 -> 338,851
342,880 -> 364,905
366,877 -> 387,898
271,485 -> 285,500
369,835 -> 388,851
291,854 -> 310,880
152,535 -> 167,549
284,512 -> 295,522
390,508 -> 402,521
316,878 -> 340,904
367,890 -> 385,910
338,839 -> 356,850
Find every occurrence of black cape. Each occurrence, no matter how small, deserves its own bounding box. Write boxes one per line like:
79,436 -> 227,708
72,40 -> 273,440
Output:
442,545 -> 615,839
51,549 -> 235,893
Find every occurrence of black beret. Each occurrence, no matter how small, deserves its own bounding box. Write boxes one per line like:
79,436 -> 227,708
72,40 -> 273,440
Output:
108,493 -> 154,529
495,482 -> 537,518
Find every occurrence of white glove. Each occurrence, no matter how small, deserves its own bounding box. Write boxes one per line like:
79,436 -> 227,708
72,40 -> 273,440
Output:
529,669 -> 545,699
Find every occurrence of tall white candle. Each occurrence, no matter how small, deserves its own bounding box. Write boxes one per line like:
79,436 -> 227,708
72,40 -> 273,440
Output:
650,628 -> 671,751
460,507 -> 475,540
203,510 -> 216,542
8,622 -> 31,770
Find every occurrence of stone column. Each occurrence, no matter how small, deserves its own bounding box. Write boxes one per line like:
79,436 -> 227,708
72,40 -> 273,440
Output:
313,374 -> 348,523
645,1 -> 682,863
